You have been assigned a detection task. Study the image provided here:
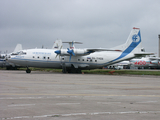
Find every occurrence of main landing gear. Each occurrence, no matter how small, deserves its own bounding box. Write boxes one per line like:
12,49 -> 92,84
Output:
26,68 -> 31,73
62,65 -> 82,74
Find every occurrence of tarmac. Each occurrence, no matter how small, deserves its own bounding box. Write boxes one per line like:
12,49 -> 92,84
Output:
0,70 -> 160,120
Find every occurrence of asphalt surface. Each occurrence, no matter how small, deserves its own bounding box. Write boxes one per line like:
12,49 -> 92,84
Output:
0,70 -> 160,120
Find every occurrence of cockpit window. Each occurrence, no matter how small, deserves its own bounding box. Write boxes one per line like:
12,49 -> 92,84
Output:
11,52 -> 19,55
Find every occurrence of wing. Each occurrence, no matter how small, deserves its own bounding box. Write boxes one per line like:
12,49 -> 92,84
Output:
149,57 -> 160,60
86,48 -> 122,53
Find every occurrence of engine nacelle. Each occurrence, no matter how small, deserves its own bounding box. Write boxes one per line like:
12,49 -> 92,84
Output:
73,49 -> 88,55
60,49 -> 69,55
55,49 -> 90,56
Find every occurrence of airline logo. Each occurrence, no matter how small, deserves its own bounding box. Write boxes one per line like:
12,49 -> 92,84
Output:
134,61 -> 147,65
132,34 -> 140,43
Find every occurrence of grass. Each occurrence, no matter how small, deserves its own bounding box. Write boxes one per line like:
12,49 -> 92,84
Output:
1,67 -> 160,76
19,67 -> 62,73
82,69 -> 160,76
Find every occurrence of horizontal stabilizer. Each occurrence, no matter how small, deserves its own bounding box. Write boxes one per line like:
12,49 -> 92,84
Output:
63,41 -> 82,49
63,41 -> 82,44
134,52 -> 154,57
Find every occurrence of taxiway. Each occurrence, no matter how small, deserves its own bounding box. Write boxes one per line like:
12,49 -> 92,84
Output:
0,70 -> 160,120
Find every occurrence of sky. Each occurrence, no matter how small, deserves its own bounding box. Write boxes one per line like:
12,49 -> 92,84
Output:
0,0 -> 160,56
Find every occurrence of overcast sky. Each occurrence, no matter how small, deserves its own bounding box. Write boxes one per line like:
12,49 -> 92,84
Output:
0,0 -> 160,55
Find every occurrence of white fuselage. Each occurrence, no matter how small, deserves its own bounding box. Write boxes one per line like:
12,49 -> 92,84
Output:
9,48 -> 135,70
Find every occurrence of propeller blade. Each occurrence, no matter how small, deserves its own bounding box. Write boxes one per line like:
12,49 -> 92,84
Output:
72,50 -> 75,56
69,55 -> 72,62
67,48 -> 75,56
55,54 -> 58,58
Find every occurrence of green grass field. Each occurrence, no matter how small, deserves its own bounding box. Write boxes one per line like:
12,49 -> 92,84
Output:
1,67 -> 160,76
82,69 -> 160,76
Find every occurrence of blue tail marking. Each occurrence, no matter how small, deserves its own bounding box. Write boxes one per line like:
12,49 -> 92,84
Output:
110,30 -> 141,63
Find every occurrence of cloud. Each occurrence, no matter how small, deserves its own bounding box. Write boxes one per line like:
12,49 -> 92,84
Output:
0,0 -> 160,55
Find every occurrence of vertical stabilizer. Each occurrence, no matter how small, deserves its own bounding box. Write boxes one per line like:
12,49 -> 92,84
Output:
112,27 -> 142,53
110,27 -> 143,63
13,44 -> 22,53
52,39 -> 63,49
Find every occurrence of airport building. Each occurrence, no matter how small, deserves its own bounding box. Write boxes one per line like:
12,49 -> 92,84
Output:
159,34 -> 160,57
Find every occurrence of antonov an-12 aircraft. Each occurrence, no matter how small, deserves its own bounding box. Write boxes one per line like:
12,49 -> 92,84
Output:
130,56 -> 160,69
0,44 -> 22,69
8,27 -> 153,73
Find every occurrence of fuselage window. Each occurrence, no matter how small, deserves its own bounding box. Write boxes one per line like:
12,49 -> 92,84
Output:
90,59 -> 92,62
95,60 -> 97,62
78,59 -> 80,61
33,56 -> 35,58
43,56 -> 46,59
48,57 -> 50,59
82,59 -> 84,61
37,56 -> 39,59
87,59 -> 88,62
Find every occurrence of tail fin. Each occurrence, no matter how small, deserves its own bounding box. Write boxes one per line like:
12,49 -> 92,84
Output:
13,44 -> 22,53
52,39 -> 63,49
112,27 -> 142,53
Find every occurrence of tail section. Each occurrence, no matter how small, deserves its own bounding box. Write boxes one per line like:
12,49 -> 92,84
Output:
52,39 -> 63,49
13,44 -> 22,53
112,27 -> 142,53
110,27 -> 144,63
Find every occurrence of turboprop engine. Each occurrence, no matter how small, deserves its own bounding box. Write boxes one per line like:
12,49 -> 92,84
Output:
55,49 -> 90,56
55,48 -> 91,61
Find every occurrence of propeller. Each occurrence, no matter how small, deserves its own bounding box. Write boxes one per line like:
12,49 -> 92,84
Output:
55,45 -> 63,59
67,48 -> 75,62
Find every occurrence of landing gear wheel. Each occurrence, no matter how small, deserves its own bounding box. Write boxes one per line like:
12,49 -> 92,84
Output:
26,69 -> 31,73
76,69 -> 82,74
62,68 -> 67,73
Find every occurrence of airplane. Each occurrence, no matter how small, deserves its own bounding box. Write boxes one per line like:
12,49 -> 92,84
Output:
0,44 -> 22,69
130,56 -> 160,69
8,27 -> 153,73
107,60 -> 130,69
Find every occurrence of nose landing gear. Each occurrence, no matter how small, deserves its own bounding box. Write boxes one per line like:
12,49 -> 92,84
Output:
26,67 -> 31,73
